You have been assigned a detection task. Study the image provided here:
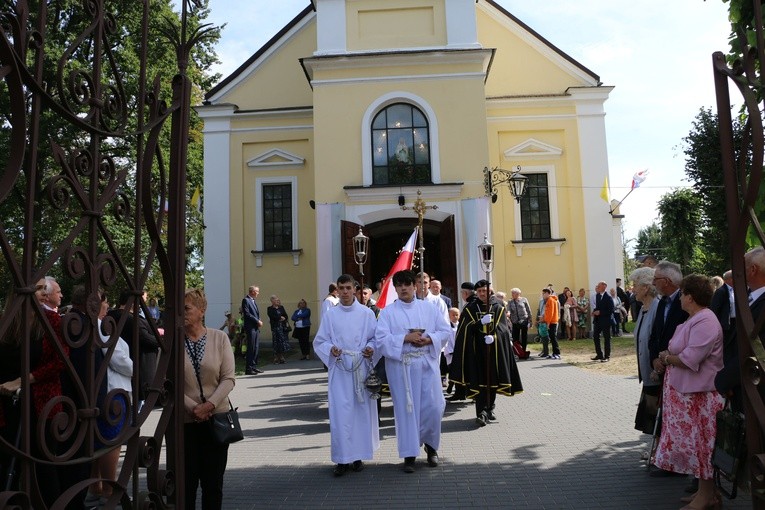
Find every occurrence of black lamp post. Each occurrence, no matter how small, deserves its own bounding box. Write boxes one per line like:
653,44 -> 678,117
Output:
483,165 -> 529,203
477,234 -> 495,418
353,227 -> 369,292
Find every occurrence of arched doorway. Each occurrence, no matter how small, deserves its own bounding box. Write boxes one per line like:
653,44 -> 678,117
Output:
341,216 -> 457,303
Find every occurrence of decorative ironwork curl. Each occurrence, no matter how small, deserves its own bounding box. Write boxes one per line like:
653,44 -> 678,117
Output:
138,436 -> 158,468
45,174 -> 74,210
64,245 -> 89,280
39,396 -> 80,458
113,192 -> 131,223
96,252 -> 117,287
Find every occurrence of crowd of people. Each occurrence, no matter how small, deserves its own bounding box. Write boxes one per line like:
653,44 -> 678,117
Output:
626,251 -> 765,510
3,249 -> 764,509
0,279 -> 161,509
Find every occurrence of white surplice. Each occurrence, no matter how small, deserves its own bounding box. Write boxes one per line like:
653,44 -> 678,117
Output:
376,298 -> 452,458
313,299 -> 380,464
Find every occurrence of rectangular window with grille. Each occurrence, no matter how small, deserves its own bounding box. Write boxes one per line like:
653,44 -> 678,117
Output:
520,173 -> 551,240
262,183 -> 292,251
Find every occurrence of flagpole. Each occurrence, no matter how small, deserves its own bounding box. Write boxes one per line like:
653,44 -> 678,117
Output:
609,188 -> 635,214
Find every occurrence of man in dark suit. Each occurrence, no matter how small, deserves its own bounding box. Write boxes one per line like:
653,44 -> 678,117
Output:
648,261 -> 688,368
647,260 -> 689,478
710,270 -> 735,348
429,279 -> 452,308
242,285 -> 264,375
716,249 -> 765,412
590,281 -> 614,361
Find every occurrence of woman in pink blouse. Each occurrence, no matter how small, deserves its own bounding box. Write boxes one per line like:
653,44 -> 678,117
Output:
652,274 -> 723,510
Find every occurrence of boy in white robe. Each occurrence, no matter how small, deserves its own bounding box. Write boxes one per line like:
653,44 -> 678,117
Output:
313,274 -> 380,476
376,270 -> 452,473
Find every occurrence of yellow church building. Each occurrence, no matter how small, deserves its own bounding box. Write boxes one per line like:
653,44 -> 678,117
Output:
198,0 -> 622,324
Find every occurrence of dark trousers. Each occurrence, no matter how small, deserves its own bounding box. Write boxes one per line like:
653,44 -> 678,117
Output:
511,322 -> 529,351
185,422 -> 229,510
541,323 -> 560,356
293,327 -> 311,356
593,319 -> 611,358
245,326 -> 260,371
475,388 -> 497,417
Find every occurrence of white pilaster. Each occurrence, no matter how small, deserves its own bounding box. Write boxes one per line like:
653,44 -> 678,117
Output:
445,0 -> 480,48
315,0 -> 347,55
197,104 -> 235,326
570,86 -> 617,287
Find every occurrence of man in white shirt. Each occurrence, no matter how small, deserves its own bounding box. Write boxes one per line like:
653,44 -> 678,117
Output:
322,283 -> 340,316
376,270 -> 452,473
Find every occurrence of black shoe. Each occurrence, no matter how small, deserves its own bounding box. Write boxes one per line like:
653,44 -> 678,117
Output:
333,463 -> 349,477
648,466 -> 685,477
403,457 -> 415,473
446,394 -> 463,402
684,477 -> 699,493
424,444 -> 439,467
245,371 -> 254,375
352,460 -> 364,472
254,368 -> 264,374
476,411 -> 488,427
601,357 -> 610,363
590,355 -> 603,361
486,410 -> 497,421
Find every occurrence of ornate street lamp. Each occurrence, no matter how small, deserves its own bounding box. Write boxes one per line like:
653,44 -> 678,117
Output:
478,234 -> 494,278
483,165 -> 529,203
353,227 -> 369,277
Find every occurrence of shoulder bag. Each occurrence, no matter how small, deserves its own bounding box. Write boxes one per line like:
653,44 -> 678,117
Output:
712,399 -> 746,499
186,339 -> 244,445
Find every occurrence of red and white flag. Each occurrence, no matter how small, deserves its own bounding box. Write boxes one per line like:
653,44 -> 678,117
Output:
376,228 -> 418,309
631,169 -> 649,190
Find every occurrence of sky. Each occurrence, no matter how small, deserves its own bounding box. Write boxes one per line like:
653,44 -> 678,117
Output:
203,0 -> 733,255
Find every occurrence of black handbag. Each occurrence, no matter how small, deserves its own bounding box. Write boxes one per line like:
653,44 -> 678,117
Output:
209,400 -> 244,445
712,400 -> 746,499
186,339 -> 244,445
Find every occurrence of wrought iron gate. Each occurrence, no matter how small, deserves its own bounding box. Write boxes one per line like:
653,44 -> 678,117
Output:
0,1 -> 205,507
713,2 -> 765,507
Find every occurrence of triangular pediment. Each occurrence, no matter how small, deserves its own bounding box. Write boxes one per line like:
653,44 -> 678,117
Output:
247,149 -> 305,169
503,139 -> 562,160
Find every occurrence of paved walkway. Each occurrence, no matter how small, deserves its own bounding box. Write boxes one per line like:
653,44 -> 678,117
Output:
177,353 -> 752,509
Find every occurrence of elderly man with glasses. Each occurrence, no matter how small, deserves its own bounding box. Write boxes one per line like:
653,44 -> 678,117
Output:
647,260 -> 689,478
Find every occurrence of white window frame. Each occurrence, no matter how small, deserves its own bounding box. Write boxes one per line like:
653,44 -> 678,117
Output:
512,164 -> 564,256
361,91 -> 441,186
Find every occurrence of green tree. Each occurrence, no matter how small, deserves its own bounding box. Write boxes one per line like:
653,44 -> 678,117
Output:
657,189 -> 704,273
634,223 -> 664,260
681,107 -> 746,274
0,0 -> 219,302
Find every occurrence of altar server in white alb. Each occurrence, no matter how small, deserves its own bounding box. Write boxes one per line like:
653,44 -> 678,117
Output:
313,274 -> 380,477
376,269 -> 452,473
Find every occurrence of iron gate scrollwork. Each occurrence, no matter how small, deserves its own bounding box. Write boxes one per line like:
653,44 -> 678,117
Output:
0,0 -> 209,508
713,1 -> 765,507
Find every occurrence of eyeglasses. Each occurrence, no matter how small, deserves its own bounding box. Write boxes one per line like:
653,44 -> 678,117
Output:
652,276 -> 669,283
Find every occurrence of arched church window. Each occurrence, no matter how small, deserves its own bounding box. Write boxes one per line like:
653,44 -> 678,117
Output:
371,103 -> 431,185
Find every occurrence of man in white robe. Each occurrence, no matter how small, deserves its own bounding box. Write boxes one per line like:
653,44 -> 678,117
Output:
376,270 -> 452,473
313,274 -> 380,476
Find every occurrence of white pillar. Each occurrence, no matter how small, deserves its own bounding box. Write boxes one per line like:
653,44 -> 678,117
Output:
570,86 -> 617,288
198,105 -> 234,326
315,0 -> 347,55
445,0 -> 481,48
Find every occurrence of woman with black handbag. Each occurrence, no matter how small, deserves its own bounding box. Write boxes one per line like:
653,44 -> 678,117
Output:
268,295 -> 292,364
183,288 -> 236,510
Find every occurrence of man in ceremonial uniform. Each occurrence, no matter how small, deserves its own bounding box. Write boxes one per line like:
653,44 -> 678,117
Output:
451,280 -> 523,427
313,274 -> 380,476
376,270 -> 452,473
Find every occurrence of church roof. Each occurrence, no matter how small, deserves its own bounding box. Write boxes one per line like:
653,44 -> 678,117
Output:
205,0 -> 599,102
